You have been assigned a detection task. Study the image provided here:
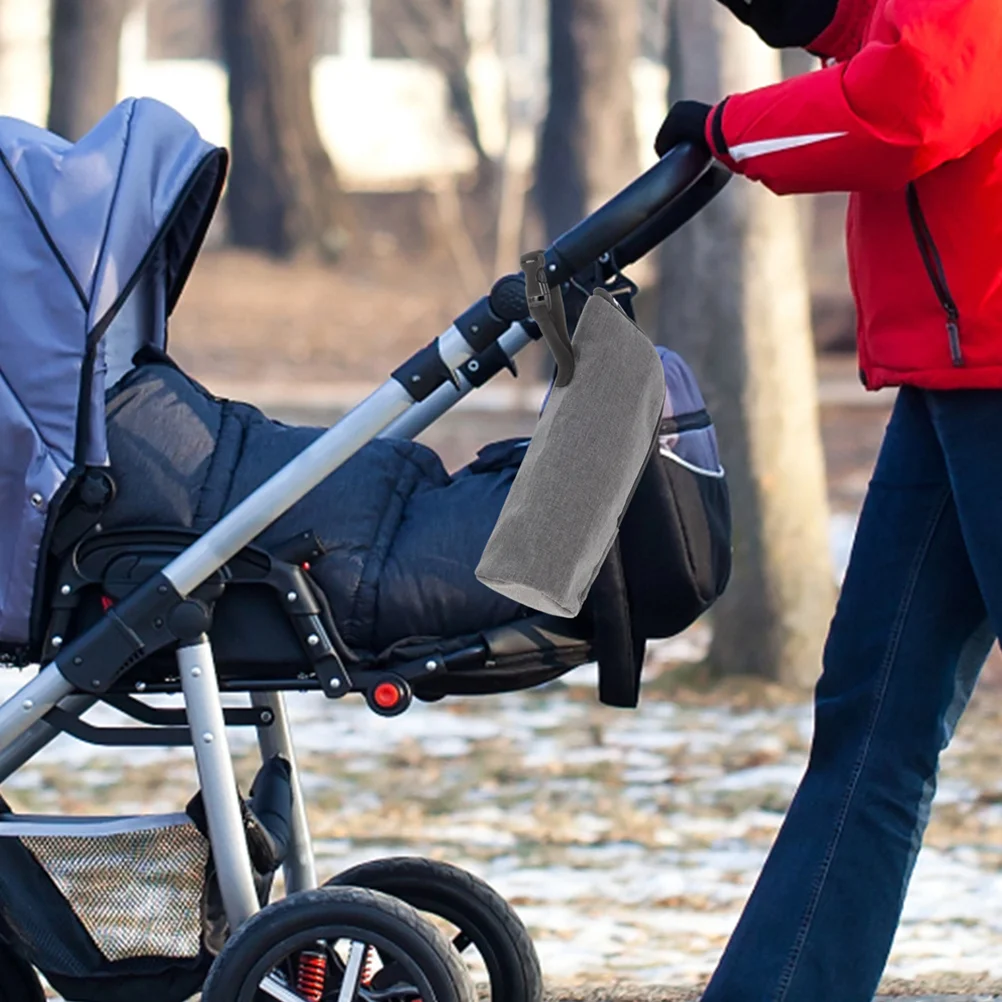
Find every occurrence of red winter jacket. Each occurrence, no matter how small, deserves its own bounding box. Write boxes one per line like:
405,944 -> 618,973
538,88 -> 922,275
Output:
705,0 -> 1002,391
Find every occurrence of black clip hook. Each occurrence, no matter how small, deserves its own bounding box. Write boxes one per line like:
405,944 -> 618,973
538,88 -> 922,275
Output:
521,251 -> 575,387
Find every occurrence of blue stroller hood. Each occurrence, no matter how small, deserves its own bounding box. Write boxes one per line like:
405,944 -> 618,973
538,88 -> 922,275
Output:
0,98 -> 227,647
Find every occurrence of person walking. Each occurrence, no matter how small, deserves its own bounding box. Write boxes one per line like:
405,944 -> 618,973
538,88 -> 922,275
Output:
653,0 -> 1002,999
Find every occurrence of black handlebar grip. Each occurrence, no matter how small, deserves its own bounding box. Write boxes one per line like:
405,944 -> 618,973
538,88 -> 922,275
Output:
548,142 -> 712,282
477,144 -> 724,346
612,164 -> 731,272
489,273 -> 530,322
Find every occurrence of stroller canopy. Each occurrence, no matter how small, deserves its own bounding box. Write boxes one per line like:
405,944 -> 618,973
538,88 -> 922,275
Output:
0,98 -> 227,648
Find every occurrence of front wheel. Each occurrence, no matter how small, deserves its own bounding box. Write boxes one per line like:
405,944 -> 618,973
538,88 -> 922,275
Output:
327,857 -> 542,1002
201,886 -> 477,1002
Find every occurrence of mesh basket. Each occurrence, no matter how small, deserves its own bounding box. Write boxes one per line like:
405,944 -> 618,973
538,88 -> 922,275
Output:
1,813 -> 209,966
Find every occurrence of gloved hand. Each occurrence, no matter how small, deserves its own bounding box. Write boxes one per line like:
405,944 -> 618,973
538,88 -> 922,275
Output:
713,0 -> 837,50
654,101 -> 712,159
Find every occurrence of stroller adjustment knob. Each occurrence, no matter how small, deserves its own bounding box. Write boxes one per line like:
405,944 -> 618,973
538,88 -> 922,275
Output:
366,675 -> 412,717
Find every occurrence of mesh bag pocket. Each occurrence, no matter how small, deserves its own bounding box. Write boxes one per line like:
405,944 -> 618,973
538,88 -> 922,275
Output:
0,813 -> 210,978
22,816 -> 209,962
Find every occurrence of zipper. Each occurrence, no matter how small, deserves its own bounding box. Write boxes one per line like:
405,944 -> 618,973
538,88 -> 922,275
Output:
906,182 -> 963,367
75,148 -> 227,464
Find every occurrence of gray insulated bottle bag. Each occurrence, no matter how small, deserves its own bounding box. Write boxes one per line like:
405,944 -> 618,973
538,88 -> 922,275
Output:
476,251 -> 731,628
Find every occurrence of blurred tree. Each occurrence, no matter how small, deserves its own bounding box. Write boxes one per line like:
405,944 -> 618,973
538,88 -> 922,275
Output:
535,0 -> 640,241
146,0 -> 221,59
48,0 -> 132,140
220,0 -> 346,258
658,0 -> 835,689
374,0 -> 491,185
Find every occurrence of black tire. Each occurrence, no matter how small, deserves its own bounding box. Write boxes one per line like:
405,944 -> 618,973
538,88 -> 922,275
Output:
0,944 -> 45,1002
328,857 -> 543,1002
201,885 -> 476,1002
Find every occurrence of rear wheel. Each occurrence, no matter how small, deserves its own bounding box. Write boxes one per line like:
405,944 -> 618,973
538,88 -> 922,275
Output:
0,944 -> 45,1002
201,885 -> 476,1002
328,857 -> 543,1002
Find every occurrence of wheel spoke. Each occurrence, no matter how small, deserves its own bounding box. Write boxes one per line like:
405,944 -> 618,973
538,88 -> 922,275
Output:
337,940 -> 368,1002
259,972 -> 310,1002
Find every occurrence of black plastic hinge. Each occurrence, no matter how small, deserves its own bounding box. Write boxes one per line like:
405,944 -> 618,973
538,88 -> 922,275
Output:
391,341 -> 460,402
56,572 -> 187,693
453,296 -> 511,353
458,342 -> 517,387
266,564 -> 353,695
300,615 -> 352,698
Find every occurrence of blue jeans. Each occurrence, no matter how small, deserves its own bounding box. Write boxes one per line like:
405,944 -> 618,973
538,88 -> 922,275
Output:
702,387 -> 1001,1002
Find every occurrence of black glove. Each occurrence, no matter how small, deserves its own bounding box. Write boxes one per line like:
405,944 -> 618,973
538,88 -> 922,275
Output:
654,101 -> 712,159
714,0 -> 837,50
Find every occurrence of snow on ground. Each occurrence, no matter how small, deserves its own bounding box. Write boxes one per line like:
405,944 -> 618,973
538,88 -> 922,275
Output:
2,513 -> 1000,989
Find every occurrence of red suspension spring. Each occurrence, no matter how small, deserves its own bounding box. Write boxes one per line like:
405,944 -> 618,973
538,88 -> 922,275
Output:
361,945 -> 376,986
296,950 -> 328,1001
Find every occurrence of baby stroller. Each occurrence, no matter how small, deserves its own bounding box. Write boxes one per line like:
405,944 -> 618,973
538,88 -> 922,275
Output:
0,99 -> 731,1002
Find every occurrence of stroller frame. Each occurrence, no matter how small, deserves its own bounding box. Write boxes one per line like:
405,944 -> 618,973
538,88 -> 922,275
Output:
0,144 -> 726,941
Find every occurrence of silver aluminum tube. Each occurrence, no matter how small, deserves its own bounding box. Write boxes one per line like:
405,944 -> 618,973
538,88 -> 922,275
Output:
380,323 -> 534,442
251,691 -> 317,893
379,369 -> 475,443
165,328 -> 479,597
163,380 -> 415,597
436,324 -> 479,371
0,665 -> 76,750
337,941 -> 369,1002
179,638 -> 260,928
261,975 -> 307,1002
0,694 -> 96,782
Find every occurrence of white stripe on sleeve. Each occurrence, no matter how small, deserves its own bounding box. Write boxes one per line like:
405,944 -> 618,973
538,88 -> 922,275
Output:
729,131 -> 849,162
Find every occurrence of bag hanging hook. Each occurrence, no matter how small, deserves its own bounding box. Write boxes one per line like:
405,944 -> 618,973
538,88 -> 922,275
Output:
521,251 -> 575,386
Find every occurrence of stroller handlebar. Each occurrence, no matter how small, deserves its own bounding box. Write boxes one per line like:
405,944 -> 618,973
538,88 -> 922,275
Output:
546,141 -> 716,282
454,144 -> 727,353
607,161 -> 730,275
469,144 -> 729,337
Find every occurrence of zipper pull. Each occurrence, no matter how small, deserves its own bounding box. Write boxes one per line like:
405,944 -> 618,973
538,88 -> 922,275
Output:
946,315 -> 963,367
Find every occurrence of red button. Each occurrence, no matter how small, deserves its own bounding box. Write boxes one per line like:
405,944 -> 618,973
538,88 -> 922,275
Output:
373,682 -> 401,709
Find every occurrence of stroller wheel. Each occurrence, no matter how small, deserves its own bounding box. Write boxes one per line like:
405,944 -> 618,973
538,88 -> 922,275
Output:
201,885 -> 476,1002
0,944 -> 45,1002
327,857 -> 543,1002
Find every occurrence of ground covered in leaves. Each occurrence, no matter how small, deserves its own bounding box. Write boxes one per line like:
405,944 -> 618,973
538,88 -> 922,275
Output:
4,656 -> 1001,995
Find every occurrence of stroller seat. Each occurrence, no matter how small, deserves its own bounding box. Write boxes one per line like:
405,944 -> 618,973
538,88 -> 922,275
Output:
36,356 -> 595,706
104,359 -> 528,659
36,335 -> 728,709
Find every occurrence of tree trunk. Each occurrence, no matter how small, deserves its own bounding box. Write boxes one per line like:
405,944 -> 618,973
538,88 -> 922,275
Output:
535,0 -> 640,242
220,0 -> 345,258
383,0 -> 491,181
659,0 -> 835,689
48,0 -> 130,141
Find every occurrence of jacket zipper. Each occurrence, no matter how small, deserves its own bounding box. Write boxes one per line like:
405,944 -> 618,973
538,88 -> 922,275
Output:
905,182 -> 963,367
